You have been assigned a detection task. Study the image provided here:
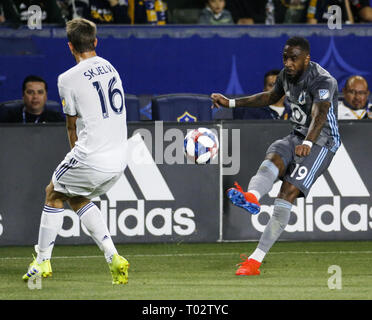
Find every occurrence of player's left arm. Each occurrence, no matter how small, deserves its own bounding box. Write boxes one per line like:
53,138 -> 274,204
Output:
66,115 -> 78,149
295,100 -> 330,157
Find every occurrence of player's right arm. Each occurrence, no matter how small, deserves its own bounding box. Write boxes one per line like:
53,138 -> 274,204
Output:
211,89 -> 284,109
58,75 -> 79,150
211,70 -> 285,109
66,115 -> 78,149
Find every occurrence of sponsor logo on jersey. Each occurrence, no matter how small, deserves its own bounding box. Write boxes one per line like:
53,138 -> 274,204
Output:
298,91 -> 306,105
319,89 -> 330,100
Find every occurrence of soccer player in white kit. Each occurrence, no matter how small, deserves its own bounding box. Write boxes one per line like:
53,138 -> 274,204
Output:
23,18 -> 129,285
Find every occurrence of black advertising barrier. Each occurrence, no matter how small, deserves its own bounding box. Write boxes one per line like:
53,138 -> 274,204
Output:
222,120 -> 372,241
0,122 -> 221,246
1,120 -> 372,246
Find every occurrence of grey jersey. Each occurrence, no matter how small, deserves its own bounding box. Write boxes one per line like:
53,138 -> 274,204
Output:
274,61 -> 341,152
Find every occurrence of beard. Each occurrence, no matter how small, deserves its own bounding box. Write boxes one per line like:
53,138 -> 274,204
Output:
285,69 -> 303,83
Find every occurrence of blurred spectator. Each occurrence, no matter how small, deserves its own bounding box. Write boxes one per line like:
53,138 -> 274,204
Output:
338,75 -> 372,119
234,69 -> 290,120
0,75 -> 65,123
127,0 -> 167,24
0,0 -> 22,28
56,1 -> 71,21
307,0 -> 372,24
10,0 -> 65,25
198,0 -> 233,25
0,3 -> 7,23
263,69 -> 288,118
167,0 -> 203,24
281,0 -> 309,23
226,0 -> 304,24
226,0 -> 263,24
64,0 -> 130,24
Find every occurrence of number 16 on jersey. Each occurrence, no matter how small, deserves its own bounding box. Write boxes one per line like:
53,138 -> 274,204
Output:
93,76 -> 124,119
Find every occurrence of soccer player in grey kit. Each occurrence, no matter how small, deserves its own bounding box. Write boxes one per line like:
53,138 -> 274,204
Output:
211,36 -> 340,276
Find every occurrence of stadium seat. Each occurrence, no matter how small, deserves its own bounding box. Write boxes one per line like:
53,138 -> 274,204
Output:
0,96 -> 141,121
170,8 -> 202,24
338,92 -> 344,101
213,107 -> 234,120
233,106 -> 282,120
125,94 -> 141,121
136,94 -> 153,120
0,99 -> 63,114
151,94 -> 213,122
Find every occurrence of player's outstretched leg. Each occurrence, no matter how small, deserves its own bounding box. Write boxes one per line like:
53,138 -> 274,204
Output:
22,202 -> 64,281
72,201 -> 130,284
227,159 -> 279,215
226,182 -> 261,214
235,198 -> 292,276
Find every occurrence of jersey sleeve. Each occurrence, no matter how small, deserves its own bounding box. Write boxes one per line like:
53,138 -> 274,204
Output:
273,70 -> 285,96
309,76 -> 337,104
57,77 -> 77,116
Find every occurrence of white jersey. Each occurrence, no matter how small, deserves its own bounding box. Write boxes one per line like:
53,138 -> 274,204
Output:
58,56 -> 127,172
338,100 -> 372,120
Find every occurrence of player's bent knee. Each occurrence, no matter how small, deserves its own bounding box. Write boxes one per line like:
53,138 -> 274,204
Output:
45,181 -> 66,208
277,181 -> 300,204
67,196 -> 91,213
266,153 -> 285,177
45,182 -> 54,195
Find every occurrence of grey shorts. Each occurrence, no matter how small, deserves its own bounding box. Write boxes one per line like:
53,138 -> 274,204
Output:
266,133 -> 335,197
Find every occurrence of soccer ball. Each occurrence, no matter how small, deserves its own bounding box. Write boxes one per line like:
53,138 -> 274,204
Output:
183,127 -> 219,164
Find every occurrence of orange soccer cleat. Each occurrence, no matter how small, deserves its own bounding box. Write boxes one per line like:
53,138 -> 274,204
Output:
235,255 -> 261,276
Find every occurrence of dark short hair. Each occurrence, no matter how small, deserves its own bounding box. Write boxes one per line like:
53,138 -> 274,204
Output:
22,75 -> 48,93
66,18 -> 97,53
285,36 -> 310,54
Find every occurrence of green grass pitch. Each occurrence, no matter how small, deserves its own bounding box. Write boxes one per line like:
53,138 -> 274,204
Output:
1,241 -> 371,300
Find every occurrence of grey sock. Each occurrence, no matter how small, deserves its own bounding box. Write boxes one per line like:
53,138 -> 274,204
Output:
257,198 -> 292,253
248,159 -> 279,199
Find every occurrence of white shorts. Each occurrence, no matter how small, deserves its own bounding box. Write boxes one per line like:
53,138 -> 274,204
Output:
52,153 -> 123,199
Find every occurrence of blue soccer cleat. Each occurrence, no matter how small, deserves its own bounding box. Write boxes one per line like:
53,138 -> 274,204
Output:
226,182 -> 261,215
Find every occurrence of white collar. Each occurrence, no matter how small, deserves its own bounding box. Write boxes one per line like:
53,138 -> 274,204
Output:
206,7 -> 223,19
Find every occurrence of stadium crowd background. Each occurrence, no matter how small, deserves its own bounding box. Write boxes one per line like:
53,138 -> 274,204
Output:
1,0 -> 372,26
0,0 -> 371,122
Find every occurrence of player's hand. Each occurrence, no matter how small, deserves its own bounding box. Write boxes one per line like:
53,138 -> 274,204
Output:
295,144 -> 311,157
210,93 -> 229,109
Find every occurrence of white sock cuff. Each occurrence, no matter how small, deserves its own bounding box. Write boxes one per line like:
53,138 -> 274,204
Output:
247,189 -> 261,201
43,205 -> 64,213
76,202 -> 95,218
274,198 -> 292,210
249,248 -> 266,263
